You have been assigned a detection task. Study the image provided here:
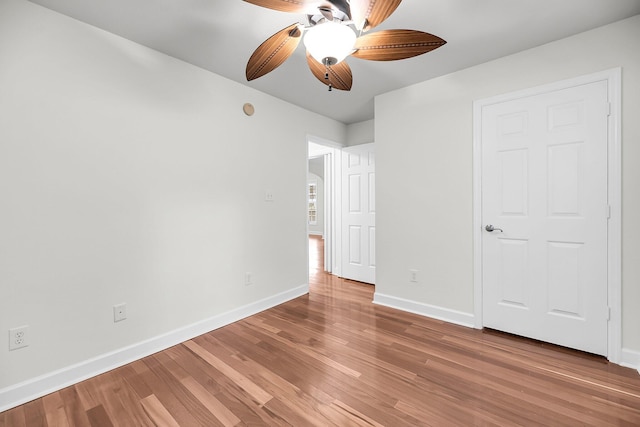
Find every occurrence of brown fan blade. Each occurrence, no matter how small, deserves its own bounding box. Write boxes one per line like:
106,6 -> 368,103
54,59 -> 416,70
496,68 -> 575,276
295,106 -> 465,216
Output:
352,29 -> 446,61
306,51 -> 353,91
243,0 -> 330,14
246,24 -> 302,81
350,0 -> 402,31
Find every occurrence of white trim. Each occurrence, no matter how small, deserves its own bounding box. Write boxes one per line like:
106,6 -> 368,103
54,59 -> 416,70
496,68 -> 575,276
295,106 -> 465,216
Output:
332,146 -> 343,278
0,284 -> 309,413
472,68 -> 622,362
605,68 -> 622,364
308,231 -> 323,237
306,143 -> 310,279
323,152 -> 332,272
307,134 -> 344,150
373,292 -> 475,328
472,98 -> 484,330
620,348 -> 640,374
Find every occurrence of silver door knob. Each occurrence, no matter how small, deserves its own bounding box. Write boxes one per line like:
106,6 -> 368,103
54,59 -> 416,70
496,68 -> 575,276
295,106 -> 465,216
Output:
485,224 -> 503,233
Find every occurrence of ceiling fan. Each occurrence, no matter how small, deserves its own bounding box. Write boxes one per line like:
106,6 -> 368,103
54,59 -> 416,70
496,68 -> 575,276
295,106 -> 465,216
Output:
244,0 -> 446,91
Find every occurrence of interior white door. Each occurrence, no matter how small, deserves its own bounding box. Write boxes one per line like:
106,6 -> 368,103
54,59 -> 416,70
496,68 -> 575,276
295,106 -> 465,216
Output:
481,80 -> 609,355
342,143 -> 375,284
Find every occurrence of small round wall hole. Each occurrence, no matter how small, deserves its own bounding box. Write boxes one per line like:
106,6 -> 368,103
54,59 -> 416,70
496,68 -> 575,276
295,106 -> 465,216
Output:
243,103 -> 255,116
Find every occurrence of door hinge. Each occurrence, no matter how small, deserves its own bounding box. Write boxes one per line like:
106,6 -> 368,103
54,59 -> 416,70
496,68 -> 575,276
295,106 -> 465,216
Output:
607,204 -> 611,219
607,307 -> 611,321
607,102 -> 612,117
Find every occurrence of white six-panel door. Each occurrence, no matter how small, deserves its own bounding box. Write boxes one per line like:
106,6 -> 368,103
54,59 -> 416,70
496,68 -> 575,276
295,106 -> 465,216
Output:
481,80 -> 609,355
342,143 -> 375,284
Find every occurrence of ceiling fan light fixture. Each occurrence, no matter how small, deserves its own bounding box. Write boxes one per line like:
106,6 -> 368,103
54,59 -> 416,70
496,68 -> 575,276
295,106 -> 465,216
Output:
244,0 -> 446,92
303,21 -> 356,66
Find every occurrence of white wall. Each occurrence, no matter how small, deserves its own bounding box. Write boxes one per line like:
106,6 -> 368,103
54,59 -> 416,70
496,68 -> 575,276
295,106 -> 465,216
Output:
346,119 -> 374,146
376,16 -> 640,359
0,0 -> 345,406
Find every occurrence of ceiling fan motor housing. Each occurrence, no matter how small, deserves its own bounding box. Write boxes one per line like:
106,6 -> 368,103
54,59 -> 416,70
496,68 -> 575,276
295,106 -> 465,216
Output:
325,0 -> 351,19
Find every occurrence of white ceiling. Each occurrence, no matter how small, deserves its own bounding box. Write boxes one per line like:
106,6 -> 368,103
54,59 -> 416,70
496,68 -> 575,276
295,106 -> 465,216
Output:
28,0 -> 640,124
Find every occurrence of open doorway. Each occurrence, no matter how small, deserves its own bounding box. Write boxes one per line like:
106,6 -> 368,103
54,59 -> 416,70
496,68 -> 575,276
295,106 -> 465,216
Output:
306,138 -> 376,285
308,156 -> 324,239
307,137 -> 341,279
308,155 -> 325,280
308,234 -> 324,283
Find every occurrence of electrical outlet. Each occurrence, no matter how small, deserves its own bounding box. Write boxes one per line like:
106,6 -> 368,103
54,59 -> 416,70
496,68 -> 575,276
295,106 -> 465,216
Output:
244,272 -> 253,286
113,303 -> 127,322
409,269 -> 419,283
264,190 -> 274,202
9,325 -> 29,351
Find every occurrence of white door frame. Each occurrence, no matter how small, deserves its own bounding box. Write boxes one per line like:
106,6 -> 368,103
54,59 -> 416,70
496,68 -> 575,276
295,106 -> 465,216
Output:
472,69 -> 622,362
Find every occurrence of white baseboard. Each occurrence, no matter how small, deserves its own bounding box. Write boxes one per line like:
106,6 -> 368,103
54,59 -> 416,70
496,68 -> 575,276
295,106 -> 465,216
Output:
620,348 -> 640,374
308,231 -> 323,237
0,284 -> 309,413
374,293 -> 640,374
373,292 -> 475,328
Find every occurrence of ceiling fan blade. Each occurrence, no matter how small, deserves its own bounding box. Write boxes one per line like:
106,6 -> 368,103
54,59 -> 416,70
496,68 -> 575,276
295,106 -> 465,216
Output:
350,0 -> 402,31
243,0 -> 329,14
246,24 -> 302,81
352,29 -> 446,61
306,51 -> 353,91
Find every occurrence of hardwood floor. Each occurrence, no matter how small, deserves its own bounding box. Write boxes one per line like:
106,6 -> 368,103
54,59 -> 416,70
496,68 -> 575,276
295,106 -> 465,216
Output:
2,235 -> 640,426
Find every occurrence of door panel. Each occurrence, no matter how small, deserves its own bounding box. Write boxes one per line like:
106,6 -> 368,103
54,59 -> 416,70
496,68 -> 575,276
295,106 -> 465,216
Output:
349,226 -> 361,265
499,149 -> 528,215
368,226 -> 376,268
547,241 -> 582,317
348,175 -> 361,212
548,143 -> 581,215
342,143 -> 375,284
368,172 -> 376,213
498,238 -> 529,308
482,81 -> 609,355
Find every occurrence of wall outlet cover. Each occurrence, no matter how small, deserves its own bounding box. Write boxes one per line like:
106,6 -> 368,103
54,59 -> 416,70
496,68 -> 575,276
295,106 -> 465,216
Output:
9,325 -> 29,351
113,303 -> 127,322
409,269 -> 419,283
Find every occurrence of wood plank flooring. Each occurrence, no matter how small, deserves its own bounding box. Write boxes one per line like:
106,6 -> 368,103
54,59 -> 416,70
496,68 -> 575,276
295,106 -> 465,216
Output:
2,235 -> 640,426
